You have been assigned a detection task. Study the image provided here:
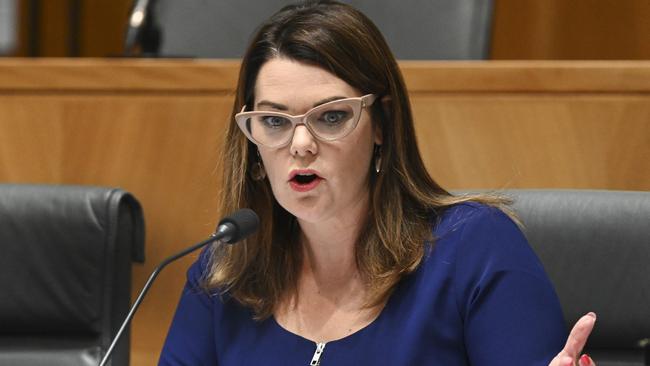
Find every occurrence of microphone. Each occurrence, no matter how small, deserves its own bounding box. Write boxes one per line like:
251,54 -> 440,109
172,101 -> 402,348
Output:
124,0 -> 161,56
124,0 -> 150,53
98,208 -> 259,366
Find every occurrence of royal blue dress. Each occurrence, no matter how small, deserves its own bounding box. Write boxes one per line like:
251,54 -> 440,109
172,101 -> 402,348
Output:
159,202 -> 566,365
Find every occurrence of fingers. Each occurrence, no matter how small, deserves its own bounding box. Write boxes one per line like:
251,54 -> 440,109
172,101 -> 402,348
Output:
562,312 -> 597,359
549,353 -> 595,366
549,312 -> 597,366
578,354 -> 595,366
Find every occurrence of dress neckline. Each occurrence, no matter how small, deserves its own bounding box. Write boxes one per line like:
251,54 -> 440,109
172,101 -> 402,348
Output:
268,281 -> 401,346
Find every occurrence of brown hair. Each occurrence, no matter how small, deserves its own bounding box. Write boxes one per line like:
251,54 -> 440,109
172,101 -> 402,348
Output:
208,0 -> 511,319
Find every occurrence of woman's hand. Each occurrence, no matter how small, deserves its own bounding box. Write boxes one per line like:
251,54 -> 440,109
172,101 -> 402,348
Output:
549,312 -> 597,366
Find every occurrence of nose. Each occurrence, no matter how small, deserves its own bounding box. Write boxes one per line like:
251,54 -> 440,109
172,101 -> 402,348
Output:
289,125 -> 318,157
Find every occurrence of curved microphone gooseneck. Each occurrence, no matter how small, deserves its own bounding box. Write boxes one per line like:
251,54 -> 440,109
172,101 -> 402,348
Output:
98,208 -> 259,366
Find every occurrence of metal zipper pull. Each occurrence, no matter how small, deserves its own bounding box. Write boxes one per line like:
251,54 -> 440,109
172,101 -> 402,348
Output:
309,342 -> 326,366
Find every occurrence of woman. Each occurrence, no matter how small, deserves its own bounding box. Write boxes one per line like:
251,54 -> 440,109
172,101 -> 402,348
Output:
160,1 -> 596,365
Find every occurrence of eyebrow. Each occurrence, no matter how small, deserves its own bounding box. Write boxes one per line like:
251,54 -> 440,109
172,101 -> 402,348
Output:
255,96 -> 348,111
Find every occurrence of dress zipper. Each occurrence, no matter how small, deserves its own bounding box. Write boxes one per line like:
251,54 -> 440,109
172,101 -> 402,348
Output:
309,342 -> 326,365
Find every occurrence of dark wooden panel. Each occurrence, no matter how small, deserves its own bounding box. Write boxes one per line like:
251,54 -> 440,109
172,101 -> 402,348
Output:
491,0 -> 650,59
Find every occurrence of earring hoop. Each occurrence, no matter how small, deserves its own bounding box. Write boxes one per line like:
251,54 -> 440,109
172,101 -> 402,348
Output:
374,144 -> 382,173
251,150 -> 266,180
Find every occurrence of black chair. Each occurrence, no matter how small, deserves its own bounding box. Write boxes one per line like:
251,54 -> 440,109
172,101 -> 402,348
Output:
0,184 -> 145,366
507,189 -> 650,366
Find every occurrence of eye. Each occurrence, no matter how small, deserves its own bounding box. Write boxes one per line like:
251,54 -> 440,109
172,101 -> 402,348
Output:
261,115 -> 290,128
319,110 -> 349,125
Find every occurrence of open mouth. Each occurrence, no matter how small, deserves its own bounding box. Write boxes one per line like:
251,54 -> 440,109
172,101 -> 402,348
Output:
289,171 -> 323,192
292,174 -> 318,185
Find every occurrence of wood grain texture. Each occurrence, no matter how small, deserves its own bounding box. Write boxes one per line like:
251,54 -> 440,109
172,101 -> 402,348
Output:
0,59 -> 648,365
0,58 -> 241,91
2,59 -> 649,92
39,0 -> 69,57
400,61 -> 650,92
491,0 -> 650,59
79,0 -> 132,57
411,94 -> 650,190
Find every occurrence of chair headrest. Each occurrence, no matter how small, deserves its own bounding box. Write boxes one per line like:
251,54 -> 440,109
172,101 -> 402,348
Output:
0,184 -> 145,335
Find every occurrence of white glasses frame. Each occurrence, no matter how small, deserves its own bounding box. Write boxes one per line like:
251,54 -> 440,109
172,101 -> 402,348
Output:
235,94 -> 377,148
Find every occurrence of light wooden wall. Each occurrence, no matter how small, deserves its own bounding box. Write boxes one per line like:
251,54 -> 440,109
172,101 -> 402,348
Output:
401,62 -> 650,190
0,59 -> 648,365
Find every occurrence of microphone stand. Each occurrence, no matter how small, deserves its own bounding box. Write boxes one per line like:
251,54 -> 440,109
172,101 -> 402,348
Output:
98,207 -> 259,366
98,229 -> 227,366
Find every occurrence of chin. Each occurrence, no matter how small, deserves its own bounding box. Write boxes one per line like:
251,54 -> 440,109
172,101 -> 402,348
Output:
278,195 -> 332,224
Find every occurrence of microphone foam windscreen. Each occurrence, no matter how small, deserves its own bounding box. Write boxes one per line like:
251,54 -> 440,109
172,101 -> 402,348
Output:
218,208 -> 260,243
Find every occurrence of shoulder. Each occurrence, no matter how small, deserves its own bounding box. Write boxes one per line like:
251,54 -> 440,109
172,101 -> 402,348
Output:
185,247 -> 212,290
432,201 -> 517,239
425,203 -> 566,364
424,202 -> 558,314
427,201 -> 547,280
168,246 -> 248,332
433,201 -> 524,250
184,246 -> 233,304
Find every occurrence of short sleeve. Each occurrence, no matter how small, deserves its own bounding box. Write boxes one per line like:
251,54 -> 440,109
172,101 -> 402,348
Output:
452,206 -> 566,366
158,250 -> 218,366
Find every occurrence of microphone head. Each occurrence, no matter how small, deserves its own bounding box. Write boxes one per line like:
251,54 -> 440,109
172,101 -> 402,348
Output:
217,208 -> 260,244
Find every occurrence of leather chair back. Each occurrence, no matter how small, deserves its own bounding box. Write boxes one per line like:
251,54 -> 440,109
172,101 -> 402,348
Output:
507,189 -> 650,366
0,184 -> 145,366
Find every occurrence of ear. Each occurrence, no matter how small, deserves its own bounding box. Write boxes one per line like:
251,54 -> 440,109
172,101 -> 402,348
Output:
374,95 -> 391,145
381,95 -> 392,115
374,125 -> 383,145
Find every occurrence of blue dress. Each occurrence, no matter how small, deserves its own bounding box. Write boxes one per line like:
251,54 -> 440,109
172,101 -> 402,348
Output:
159,202 -> 566,365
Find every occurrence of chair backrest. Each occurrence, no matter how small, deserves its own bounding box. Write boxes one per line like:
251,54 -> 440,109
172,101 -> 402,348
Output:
0,184 -> 145,366
506,189 -> 650,366
136,0 -> 493,59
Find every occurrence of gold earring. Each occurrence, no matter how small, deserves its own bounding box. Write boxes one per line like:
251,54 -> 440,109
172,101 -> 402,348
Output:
251,161 -> 266,180
251,150 -> 266,180
374,145 -> 382,173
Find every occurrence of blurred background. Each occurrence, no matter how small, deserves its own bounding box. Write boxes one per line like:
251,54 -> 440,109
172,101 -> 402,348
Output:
0,0 -> 648,60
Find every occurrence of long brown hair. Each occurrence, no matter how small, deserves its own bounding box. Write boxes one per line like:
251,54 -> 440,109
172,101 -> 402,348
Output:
208,0 -> 511,319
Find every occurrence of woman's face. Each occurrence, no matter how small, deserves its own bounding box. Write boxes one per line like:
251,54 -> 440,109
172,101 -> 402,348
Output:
254,57 -> 381,224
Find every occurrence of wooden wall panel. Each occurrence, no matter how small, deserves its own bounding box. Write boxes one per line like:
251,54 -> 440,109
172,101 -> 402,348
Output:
14,0 -> 131,57
411,95 -> 650,190
79,0 -> 131,57
39,1 -> 69,56
0,59 -> 648,365
491,0 -> 650,59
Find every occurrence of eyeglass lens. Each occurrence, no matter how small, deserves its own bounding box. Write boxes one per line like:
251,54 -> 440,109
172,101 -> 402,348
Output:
245,99 -> 359,146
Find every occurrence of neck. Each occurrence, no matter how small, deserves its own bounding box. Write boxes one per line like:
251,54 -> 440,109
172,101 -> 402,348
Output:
297,194 -> 369,287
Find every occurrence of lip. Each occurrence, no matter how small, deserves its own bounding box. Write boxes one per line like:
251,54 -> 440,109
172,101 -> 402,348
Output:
288,169 -> 322,181
288,169 -> 323,193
